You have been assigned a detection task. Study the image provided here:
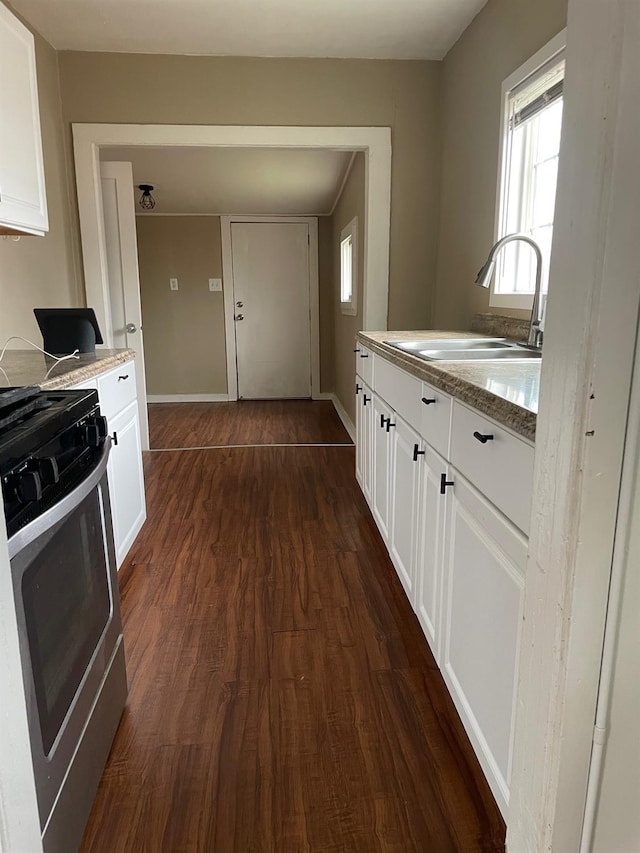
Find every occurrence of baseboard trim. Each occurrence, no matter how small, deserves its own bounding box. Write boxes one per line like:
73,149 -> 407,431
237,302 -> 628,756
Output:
330,393 -> 356,443
147,394 -> 230,403
313,392 -> 333,401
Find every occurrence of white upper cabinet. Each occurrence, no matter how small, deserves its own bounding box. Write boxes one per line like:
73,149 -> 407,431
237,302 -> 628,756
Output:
0,2 -> 48,235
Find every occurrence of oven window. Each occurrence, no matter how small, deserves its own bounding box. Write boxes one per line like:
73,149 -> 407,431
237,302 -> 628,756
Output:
22,488 -> 112,755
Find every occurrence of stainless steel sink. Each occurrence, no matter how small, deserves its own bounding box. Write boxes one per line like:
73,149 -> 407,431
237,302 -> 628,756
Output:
421,348 -> 542,361
384,338 -> 542,362
386,338 -> 512,353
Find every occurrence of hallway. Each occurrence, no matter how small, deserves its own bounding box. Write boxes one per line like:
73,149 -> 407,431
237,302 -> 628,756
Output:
81,403 -> 505,852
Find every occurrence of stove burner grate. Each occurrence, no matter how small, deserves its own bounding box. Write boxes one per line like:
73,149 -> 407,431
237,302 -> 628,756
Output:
0,387 -> 52,432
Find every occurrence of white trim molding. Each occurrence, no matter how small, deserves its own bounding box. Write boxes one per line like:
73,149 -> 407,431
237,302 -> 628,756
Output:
507,2 -> 640,850
330,393 -> 356,443
146,394 -> 230,403
72,124 -> 392,350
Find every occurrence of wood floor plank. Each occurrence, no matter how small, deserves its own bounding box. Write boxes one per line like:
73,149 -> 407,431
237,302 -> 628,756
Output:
81,440 -> 505,852
149,399 -> 352,449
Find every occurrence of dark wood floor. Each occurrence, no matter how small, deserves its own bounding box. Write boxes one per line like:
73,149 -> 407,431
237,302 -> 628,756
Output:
81,411 -> 505,851
148,400 -> 352,449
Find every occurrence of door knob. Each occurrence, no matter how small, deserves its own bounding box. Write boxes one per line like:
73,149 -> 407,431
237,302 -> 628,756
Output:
126,322 -> 137,333
236,301 -> 244,308
235,314 -> 244,321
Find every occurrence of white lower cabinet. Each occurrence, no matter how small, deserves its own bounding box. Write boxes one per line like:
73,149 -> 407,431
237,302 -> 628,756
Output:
388,415 -> 421,602
355,346 -> 534,820
372,394 -> 392,542
72,359 -> 146,568
415,444 -> 448,659
441,473 -> 526,816
107,401 -> 146,569
355,379 -> 373,502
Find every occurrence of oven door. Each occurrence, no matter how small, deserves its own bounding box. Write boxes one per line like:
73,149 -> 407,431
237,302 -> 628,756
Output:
8,437 -> 125,833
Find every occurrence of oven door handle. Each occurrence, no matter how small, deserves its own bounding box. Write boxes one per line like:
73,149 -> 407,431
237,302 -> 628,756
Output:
8,437 -> 113,560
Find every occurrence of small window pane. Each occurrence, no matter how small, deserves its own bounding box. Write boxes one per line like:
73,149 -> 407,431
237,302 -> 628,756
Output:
532,158 -> 559,226
341,235 -> 352,303
534,100 -> 563,162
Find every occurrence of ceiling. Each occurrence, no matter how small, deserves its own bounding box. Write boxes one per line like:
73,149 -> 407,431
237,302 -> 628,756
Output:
99,146 -> 356,215
11,0 -> 486,60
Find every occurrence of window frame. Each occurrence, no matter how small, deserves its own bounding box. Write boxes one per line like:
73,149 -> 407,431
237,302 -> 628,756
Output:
339,216 -> 358,316
490,29 -> 567,310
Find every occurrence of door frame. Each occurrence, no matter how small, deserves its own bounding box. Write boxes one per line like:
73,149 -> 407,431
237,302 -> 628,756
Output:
71,124 -> 391,360
99,161 -> 150,450
221,215 -> 319,400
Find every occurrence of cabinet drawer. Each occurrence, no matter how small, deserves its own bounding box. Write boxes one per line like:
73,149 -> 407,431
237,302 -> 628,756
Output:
355,344 -> 373,386
450,401 -> 534,535
97,361 -> 136,421
374,356 -> 422,430
419,380 -> 452,459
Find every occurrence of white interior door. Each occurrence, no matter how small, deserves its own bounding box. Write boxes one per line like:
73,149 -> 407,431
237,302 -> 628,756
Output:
100,162 -> 149,450
231,222 -> 311,399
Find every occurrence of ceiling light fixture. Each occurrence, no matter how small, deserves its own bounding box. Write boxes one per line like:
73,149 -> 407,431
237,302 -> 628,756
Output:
137,184 -> 156,210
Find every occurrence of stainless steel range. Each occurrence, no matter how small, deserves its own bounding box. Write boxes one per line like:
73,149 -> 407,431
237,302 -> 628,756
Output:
0,385 -> 127,853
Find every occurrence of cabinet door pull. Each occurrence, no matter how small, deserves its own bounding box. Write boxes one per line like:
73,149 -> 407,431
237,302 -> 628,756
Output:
356,383 -> 362,395
421,397 -> 436,405
112,432 -> 118,446
353,348 -> 361,353
440,473 -> 454,494
473,431 -> 494,444
413,443 -> 426,462
363,395 -> 371,406
360,353 -> 369,358
118,374 -> 129,381
380,414 -> 389,429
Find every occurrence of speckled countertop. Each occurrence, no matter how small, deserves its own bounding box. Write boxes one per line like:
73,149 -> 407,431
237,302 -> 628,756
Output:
357,331 -> 539,442
0,349 -> 135,390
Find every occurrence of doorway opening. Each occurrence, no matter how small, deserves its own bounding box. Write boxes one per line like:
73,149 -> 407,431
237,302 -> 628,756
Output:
73,125 -> 391,450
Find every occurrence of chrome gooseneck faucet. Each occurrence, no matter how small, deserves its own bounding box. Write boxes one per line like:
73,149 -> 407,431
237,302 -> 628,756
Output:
475,233 -> 544,348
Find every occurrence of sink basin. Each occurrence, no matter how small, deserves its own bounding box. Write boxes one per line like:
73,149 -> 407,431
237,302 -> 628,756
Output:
421,348 -> 542,361
386,338 -> 512,353
384,338 -> 542,362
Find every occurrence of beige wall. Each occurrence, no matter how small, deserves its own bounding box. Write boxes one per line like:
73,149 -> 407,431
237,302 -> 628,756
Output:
0,7 -> 82,346
136,216 -> 227,396
331,154 -> 365,423
434,0 -> 568,330
58,53 -> 442,332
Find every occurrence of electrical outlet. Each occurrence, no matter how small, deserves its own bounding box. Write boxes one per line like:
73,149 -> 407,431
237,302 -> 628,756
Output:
169,278 -> 179,291
208,278 -> 222,292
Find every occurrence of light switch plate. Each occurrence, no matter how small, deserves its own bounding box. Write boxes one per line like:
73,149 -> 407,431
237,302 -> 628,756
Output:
209,278 -> 222,292
169,278 -> 179,291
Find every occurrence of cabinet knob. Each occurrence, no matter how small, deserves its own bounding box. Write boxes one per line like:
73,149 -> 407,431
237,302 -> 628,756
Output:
413,443 -> 426,462
126,322 -> 137,334
473,431 -> 494,444
421,397 -> 436,406
440,473 -> 454,494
